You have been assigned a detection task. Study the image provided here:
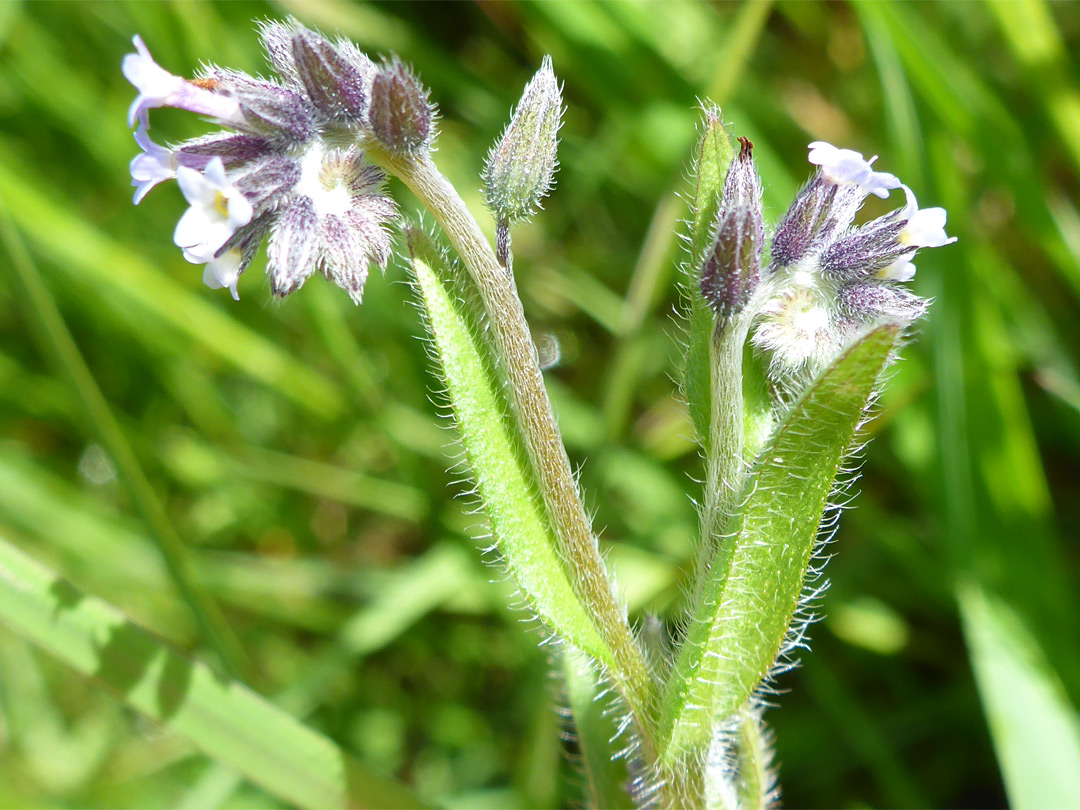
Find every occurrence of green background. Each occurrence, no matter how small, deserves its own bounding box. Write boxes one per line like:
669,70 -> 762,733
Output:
1,1 -> 1078,807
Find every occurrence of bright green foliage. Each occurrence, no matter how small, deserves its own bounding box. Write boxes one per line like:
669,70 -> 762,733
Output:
408,245 -> 611,666
661,325 -> 901,758
959,582 -> 1080,810
0,534 -> 423,810
733,710 -> 777,810
562,647 -> 635,810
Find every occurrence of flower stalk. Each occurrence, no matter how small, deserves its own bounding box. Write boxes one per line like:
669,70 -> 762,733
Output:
362,143 -> 658,742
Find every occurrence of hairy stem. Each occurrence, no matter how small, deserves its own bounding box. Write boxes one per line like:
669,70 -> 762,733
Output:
365,146 -> 657,741
691,313 -> 752,605
495,218 -> 513,275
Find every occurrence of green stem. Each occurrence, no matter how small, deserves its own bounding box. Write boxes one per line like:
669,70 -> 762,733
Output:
691,314 -> 752,605
0,205 -> 247,681
365,146 -> 657,741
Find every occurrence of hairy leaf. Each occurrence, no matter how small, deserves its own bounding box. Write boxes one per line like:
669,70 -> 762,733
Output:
563,647 -> 635,810
409,245 -> 612,665
661,325 -> 901,759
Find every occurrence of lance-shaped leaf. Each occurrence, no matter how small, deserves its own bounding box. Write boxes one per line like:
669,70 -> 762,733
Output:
660,324 -> 902,760
408,240 -> 612,666
562,647 -> 636,810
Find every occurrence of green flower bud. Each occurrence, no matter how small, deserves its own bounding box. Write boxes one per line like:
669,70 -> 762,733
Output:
482,56 -> 563,223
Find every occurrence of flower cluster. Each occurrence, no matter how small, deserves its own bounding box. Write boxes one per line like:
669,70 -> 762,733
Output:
122,22 -> 434,302
699,139 -> 955,373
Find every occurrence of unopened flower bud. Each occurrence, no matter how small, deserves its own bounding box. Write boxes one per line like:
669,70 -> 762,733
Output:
699,137 -> 764,320
482,56 -> 563,223
291,25 -> 370,125
369,57 -> 435,154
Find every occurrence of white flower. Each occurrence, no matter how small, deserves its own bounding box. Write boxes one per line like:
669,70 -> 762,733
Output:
808,141 -> 900,199
879,185 -> 957,281
878,259 -> 917,283
202,248 -> 243,300
130,125 -> 176,204
123,35 -> 243,129
897,185 -> 956,248
173,158 -> 253,264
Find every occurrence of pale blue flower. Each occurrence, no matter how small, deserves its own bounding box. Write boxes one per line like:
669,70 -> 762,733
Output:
129,125 -> 176,204
123,35 -> 243,129
807,141 -> 899,199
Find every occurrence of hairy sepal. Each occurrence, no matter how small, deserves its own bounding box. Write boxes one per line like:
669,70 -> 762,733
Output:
660,324 -> 902,759
408,244 -> 613,667
683,106 -> 734,451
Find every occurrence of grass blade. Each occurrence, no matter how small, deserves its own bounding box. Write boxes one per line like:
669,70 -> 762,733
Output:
0,206 -> 246,679
0,534 -> 424,810
959,582 -> 1080,810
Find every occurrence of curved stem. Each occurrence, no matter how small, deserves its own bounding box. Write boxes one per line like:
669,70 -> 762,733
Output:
366,146 -> 658,738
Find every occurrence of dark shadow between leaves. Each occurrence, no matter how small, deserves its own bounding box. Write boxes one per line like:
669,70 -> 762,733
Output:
92,619 -> 195,721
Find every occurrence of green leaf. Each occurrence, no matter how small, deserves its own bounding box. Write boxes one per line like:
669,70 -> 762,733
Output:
683,109 -> 734,451
733,709 -> 777,810
660,325 -> 902,760
958,582 -> 1080,810
562,647 -> 635,810
0,534 -> 423,810
408,241 -> 612,666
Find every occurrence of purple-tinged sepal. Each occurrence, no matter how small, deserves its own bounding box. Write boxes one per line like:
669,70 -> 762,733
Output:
173,132 -> 274,169
258,20 -> 301,89
199,67 -> 316,146
290,25 -> 371,126
836,282 -> 927,333
261,145 -> 396,303
771,142 -> 901,269
699,137 -> 764,321
369,57 -> 436,155
818,215 -> 908,281
820,184 -> 956,283
267,195 -> 319,297
227,154 -> 302,213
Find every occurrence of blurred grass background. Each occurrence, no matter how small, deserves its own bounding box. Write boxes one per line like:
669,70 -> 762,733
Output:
0,1 -> 1079,807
